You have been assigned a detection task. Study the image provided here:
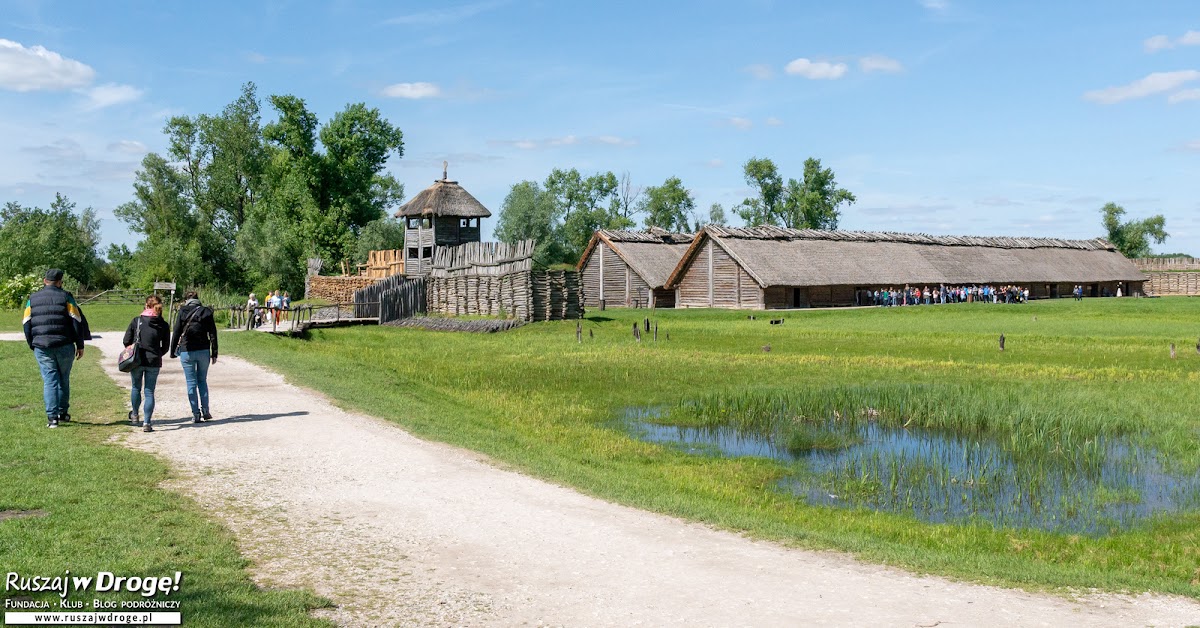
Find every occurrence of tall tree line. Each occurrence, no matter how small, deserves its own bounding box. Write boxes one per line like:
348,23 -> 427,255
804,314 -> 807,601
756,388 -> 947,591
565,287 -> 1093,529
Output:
114,83 -> 406,294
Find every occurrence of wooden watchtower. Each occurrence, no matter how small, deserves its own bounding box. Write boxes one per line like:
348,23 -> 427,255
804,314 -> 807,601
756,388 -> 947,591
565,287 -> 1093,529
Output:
394,162 -> 492,276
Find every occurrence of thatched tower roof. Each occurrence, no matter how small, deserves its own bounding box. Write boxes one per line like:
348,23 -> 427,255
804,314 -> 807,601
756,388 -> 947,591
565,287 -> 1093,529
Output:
577,229 -> 694,289
666,225 -> 1147,288
394,165 -> 492,218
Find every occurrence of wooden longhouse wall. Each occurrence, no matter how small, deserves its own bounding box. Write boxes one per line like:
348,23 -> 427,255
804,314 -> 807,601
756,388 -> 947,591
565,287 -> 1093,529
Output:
577,229 -> 694,308
676,240 -> 765,308
667,226 -> 1149,310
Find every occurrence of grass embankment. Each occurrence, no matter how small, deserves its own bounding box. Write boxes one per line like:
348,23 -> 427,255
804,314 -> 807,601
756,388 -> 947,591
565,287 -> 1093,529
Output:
221,297 -> 1200,599
0,342 -> 328,626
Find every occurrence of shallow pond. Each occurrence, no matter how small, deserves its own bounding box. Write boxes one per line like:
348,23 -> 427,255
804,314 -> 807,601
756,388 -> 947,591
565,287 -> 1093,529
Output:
621,408 -> 1200,535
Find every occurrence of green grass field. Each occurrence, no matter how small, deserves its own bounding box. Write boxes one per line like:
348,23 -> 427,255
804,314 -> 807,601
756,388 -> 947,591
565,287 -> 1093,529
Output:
0,342 -> 328,626
217,297 -> 1200,598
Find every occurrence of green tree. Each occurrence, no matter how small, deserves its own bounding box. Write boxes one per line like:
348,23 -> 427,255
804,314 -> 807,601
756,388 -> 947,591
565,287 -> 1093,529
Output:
708,202 -> 727,227
353,217 -> 406,264
114,153 -> 212,287
545,168 -> 631,259
735,157 -> 784,226
494,181 -> 567,264
735,157 -> 854,229
1100,202 -> 1168,258
640,176 -> 695,233
0,194 -> 103,287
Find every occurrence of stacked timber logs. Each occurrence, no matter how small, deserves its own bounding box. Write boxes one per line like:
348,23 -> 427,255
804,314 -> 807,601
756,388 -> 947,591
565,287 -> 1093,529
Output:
308,275 -> 379,304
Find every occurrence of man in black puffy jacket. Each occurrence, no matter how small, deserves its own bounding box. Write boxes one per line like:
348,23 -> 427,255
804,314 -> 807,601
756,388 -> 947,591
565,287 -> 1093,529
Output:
22,269 -> 88,428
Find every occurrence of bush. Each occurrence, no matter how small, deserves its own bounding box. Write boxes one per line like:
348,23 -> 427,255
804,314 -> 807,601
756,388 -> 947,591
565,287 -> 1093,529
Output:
0,274 -> 40,308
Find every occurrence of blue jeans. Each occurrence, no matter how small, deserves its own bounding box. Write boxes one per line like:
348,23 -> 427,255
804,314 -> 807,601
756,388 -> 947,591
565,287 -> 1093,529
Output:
34,344 -> 75,420
178,350 -> 210,417
130,366 -> 161,425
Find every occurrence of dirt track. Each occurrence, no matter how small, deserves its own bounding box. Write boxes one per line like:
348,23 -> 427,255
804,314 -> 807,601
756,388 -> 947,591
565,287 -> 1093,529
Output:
10,331 -> 1200,626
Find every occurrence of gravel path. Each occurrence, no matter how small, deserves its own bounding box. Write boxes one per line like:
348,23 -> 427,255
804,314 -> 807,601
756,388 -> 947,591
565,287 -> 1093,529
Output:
9,331 -> 1200,626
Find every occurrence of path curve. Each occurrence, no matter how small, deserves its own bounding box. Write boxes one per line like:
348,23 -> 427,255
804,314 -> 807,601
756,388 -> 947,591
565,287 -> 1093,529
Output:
10,332 -> 1200,626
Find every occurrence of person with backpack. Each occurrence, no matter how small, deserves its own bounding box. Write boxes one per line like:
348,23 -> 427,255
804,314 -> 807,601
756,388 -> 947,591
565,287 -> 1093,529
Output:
123,295 -> 170,432
169,290 -> 219,423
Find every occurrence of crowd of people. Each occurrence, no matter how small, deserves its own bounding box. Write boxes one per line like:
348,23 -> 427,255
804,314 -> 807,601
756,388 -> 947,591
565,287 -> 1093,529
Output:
866,285 -> 1031,307
23,269 -> 219,432
246,290 -> 290,326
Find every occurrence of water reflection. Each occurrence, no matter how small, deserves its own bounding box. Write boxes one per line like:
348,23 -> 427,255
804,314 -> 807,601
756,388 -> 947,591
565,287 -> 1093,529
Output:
622,408 -> 1200,535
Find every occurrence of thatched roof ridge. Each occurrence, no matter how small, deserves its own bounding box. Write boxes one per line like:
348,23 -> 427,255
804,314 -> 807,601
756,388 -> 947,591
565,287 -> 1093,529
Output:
704,225 -> 1116,251
664,225 -> 1145,288
578,229 -> 693,288
597,228 -> 694,244
395,179 -> 492,218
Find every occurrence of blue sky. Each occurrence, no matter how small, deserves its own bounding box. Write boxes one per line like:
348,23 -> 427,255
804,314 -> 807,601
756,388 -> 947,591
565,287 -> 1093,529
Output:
2,0 -> 1198,255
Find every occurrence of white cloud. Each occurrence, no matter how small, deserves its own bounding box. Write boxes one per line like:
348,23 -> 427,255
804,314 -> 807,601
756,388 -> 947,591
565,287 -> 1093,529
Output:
108,140 -> 147,155
1083,70 -> 1200,104
82,83 -> 143,110
488,135 -> 580,150
705,159 -> 723,168
729,117 -> 753,130
594,135 -> 637,147
0,38 -> 94,91
245,51 -> 269,64
1146,30 -> 1200,52
381,82 -> 442,99
784,58 -> 848,80
859,54 -> 904,73
1176,139 -> 1200,152
744,64 -> 773,80
1144,34 -> 1173,52
1168,88 -> 1200,104
919,0 -> 949,10
765,116 -> 783,126
385,1 -> 505,25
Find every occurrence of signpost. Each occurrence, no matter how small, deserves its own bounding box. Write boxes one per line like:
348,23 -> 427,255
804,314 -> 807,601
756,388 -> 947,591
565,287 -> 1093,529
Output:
154,282 -> 177,324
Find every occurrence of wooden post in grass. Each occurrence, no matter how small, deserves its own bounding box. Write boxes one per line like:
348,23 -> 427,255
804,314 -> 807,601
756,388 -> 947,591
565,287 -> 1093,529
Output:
644,317 -> 650,333
576,322 -> 582,343
633,323 -> 641,342
653,322 -> 658,342
999,334 -> 1006,351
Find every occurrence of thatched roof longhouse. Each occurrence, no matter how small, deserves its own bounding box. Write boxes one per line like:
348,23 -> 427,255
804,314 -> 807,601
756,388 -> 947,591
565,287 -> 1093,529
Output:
578,229 -> 693,289
666,225 -> 1147,289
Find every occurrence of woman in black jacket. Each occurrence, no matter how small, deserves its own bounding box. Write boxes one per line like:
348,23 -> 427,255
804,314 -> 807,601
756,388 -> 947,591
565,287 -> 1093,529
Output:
123,295 -> 171,432
169,291 -> 219,423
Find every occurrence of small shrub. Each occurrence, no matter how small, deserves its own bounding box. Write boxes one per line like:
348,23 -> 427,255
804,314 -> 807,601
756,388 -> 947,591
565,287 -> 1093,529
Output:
0,274 -> 40,308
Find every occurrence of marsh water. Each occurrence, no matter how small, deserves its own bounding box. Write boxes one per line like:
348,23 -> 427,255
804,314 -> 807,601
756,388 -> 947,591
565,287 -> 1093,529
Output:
621,407 -> 1200,534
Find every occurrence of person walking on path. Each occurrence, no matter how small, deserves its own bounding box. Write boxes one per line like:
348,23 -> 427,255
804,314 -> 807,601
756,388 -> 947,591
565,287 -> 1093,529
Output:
123,295 -> 170,432
22,268 -> 88,428
169,290 -> 218,423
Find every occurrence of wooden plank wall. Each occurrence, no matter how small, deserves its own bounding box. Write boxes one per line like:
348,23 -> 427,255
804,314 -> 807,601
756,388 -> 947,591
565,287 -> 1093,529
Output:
580,247 -> 603,307
676,241 -> 712,307
601,245 -> 628,305
710,245 -> 740,308
1133,258 -> 1200,272
1145,272 -> 1199,295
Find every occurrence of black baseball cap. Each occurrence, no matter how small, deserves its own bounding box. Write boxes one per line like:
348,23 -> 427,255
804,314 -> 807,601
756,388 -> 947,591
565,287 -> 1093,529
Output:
45,268 -> 64,281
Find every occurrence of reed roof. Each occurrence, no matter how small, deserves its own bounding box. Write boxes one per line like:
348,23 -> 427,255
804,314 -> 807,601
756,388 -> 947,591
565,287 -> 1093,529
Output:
666,225 -> 1147,287
578,229 -> 694,288
395,179 -> 492,218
